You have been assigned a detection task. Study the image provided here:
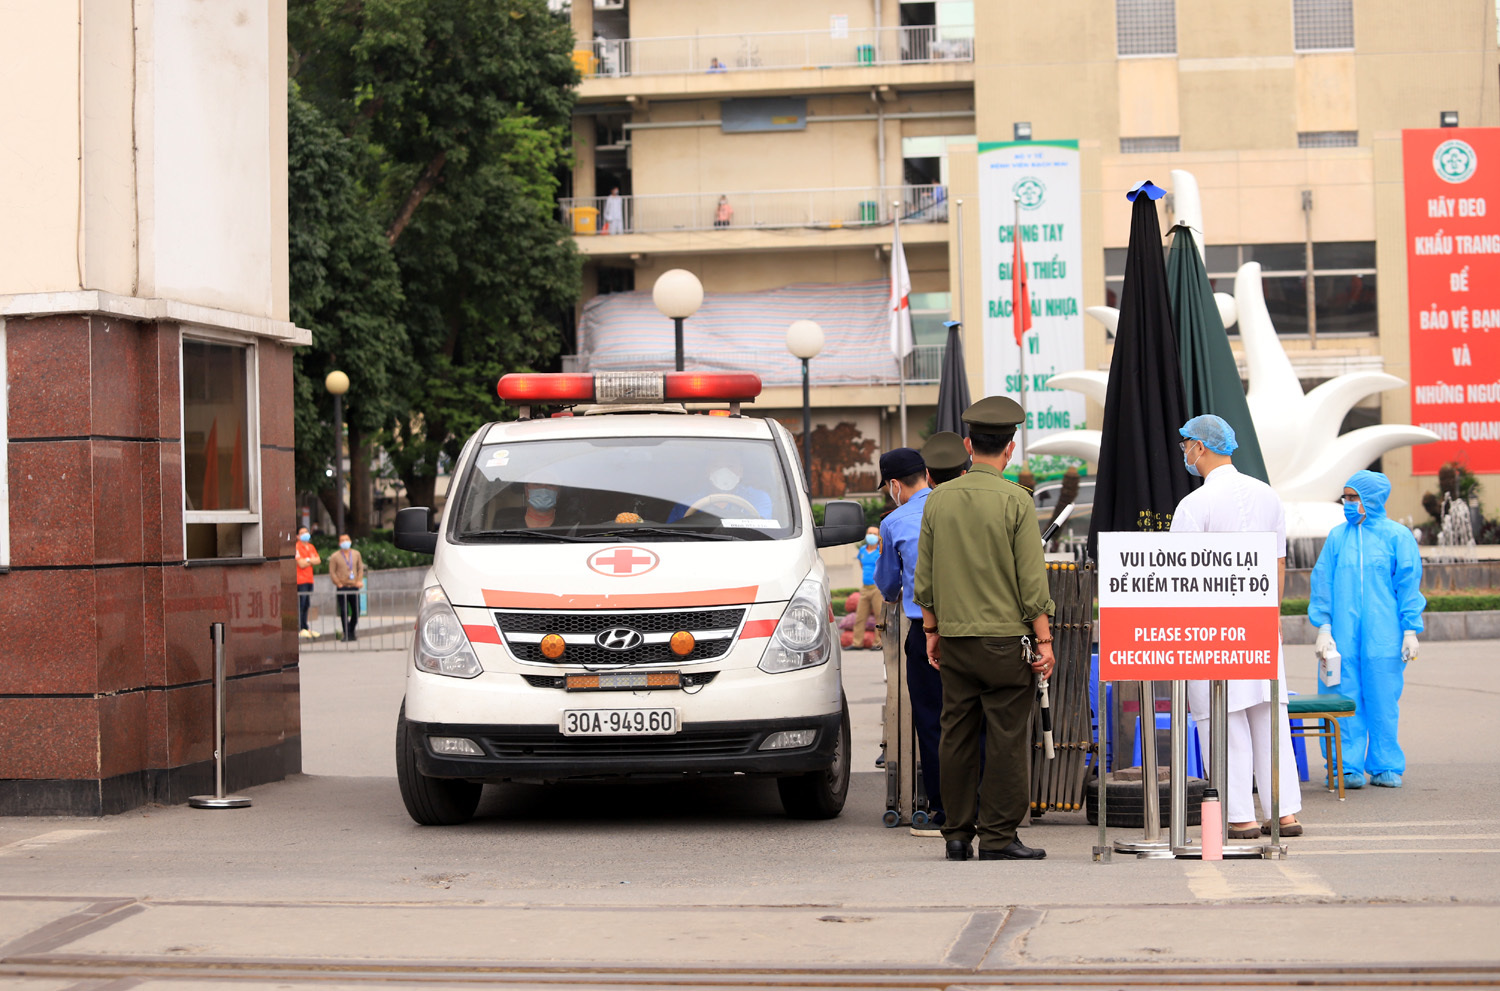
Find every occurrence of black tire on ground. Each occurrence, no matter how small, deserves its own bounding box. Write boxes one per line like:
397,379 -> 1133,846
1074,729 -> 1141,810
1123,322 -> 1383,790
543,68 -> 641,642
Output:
396,701 -> 483,826
1085,772 -> 1206,829
777,701 -> 851,820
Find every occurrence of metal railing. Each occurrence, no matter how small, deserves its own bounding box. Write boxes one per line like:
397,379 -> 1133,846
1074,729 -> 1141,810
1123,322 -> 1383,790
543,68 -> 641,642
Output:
567,344 -> 945,388
584,24 -> 973,78
563,185 -> 947,236
298,588 -> 417,653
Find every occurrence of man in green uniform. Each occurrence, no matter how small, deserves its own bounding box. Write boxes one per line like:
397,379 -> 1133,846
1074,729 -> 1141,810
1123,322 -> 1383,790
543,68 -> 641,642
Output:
914,396 -> 1055,861
921,431 -> 970,487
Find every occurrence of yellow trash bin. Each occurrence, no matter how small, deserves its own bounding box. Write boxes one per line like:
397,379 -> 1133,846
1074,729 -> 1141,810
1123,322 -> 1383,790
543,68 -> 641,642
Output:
572,206 -> 599,235
571,49 -> 597,77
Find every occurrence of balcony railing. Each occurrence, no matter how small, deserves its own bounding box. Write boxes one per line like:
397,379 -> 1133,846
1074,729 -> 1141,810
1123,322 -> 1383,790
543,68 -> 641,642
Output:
582,24 -> 974,78
563,345 -> 945,389
562,185 -> 947,236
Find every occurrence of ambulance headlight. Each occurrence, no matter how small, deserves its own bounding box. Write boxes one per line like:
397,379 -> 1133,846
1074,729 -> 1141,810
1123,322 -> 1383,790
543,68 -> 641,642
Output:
414,586 -> 483,679
758,578 -> 834,674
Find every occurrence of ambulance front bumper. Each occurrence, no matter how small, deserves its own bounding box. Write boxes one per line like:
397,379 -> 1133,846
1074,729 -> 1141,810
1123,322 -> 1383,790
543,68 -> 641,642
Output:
404,711 -> 842,783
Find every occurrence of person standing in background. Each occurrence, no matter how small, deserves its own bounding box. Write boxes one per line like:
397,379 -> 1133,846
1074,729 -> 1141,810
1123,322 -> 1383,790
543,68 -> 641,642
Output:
1309,470 -> 1425,789
851,527 -> 884,649
295,526 -> 320,640
328,535 -> 365,643
603,186 -> 624,235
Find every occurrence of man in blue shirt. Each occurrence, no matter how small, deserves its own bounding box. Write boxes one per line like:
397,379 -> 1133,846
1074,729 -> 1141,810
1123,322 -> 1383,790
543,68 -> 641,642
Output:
874,447 -> 943,833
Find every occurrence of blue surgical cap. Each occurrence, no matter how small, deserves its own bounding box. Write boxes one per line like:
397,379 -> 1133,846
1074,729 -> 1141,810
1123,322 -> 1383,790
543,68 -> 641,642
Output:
1179,414 -> 1238,455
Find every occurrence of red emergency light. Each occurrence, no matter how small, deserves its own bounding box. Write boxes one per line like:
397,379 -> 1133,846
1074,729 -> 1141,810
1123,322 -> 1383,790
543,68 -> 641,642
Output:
497,371 -> 761,405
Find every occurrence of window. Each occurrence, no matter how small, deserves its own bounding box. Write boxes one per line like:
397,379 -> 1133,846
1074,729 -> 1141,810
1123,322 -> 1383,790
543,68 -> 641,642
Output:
1116,0 -> 1176,57
1293,0 -> 1354,50
1103,242 -> 1377,335
182,337 -> 261,560
1298,130 -> 1358,148
1120,136 -> 1180,154
909,292 -> 952,347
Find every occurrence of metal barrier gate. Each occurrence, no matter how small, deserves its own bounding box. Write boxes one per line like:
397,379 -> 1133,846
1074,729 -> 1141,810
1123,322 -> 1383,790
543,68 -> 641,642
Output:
297,588 -> 417,652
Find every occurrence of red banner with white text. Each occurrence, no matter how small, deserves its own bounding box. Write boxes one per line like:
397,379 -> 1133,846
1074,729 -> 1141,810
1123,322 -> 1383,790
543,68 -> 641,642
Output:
1404,127 -> 1500,474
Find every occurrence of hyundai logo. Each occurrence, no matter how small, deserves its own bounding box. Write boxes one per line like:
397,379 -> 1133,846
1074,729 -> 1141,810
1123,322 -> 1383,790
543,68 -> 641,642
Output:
595,627 -> 644,651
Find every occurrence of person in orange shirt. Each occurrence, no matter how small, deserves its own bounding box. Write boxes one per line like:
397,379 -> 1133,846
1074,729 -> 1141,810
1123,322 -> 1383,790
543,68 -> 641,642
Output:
295,526 -> 321,639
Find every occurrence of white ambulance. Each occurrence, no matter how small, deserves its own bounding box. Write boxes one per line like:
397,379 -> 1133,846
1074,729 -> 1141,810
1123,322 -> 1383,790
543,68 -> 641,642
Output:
392,370 -> 867,824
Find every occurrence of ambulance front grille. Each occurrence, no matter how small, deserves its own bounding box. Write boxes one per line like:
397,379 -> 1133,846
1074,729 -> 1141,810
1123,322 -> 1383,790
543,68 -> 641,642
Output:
494,608 -> 747,666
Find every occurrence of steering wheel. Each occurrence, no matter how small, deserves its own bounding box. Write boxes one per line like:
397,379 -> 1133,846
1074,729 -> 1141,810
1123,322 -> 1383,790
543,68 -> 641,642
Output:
682,492 -> 758,519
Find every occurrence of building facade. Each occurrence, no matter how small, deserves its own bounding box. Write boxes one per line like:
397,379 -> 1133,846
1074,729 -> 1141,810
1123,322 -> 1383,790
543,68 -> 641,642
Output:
564,0 -> 1499,520
0,2 -> 307,814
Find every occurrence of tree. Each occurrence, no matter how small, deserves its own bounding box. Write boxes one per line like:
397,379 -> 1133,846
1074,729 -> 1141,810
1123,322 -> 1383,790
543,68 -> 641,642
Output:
287,80 -> 407,531
289,0 -> 582,515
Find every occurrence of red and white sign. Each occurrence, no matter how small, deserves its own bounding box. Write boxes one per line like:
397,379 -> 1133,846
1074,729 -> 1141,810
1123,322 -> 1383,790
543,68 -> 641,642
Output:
1098,532 -> 1279,681
1404,127 -> 1500,474
586,546 -> 660,578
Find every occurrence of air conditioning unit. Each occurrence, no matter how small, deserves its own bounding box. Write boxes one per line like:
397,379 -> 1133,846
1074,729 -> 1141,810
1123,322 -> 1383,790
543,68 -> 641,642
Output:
594,0 -> 625,10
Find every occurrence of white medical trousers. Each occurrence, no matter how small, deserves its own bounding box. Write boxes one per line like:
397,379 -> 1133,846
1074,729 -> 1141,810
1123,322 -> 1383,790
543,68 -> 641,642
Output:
1195,701 -> 1302,824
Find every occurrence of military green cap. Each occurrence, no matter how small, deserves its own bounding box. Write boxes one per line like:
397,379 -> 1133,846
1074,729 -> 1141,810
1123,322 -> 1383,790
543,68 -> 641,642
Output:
961,395 -> 1026,431
922,431 -> 970,471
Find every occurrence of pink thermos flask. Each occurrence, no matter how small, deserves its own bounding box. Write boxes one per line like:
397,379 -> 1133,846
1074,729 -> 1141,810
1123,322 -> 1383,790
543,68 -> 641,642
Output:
1200,787 -> 1223,860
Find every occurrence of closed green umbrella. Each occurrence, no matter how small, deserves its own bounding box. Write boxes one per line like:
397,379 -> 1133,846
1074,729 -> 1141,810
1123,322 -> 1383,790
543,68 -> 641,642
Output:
1166,223 -> 1269,482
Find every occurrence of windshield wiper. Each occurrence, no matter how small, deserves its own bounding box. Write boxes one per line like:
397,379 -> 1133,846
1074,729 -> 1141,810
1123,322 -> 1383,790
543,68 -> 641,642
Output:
579,526 -> 737,542
460,529 -> 600,543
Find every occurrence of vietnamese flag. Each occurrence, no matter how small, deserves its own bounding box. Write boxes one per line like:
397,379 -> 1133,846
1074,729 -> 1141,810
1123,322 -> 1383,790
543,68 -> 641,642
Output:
1013,221 -> 1032,346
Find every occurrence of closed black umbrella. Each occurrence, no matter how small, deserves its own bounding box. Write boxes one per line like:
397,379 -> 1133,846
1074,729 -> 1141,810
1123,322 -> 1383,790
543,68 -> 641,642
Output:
1087,182 -> 1195,562
1166,223 -> 1270,482
934,319 -> 971,437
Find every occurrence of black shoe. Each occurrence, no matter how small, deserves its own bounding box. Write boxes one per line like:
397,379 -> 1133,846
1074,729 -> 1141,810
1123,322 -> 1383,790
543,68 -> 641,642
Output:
978,839 -> 1046,860
945,839 -> 972,861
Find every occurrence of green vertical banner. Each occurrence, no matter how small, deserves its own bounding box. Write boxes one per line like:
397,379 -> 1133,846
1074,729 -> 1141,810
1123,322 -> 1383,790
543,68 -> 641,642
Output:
978,141 -> 1085,478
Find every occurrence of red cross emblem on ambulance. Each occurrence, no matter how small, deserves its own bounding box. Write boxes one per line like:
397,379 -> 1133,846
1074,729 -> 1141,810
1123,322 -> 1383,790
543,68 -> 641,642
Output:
587,546 -> 660,577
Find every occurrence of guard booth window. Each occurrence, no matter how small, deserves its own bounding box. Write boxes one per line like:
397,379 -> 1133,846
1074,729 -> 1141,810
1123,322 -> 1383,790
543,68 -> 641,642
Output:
182,337 -> 261,560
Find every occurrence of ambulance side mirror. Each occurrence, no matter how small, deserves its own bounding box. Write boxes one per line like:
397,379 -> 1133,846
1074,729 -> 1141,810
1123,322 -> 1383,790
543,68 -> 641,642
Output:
815,500 -> 866,548
394,507 -> 438,555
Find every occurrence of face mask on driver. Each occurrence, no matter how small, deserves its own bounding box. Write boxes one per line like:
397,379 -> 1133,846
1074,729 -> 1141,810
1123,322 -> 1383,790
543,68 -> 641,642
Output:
709,467 -> 740,491
528,487 -> 558,511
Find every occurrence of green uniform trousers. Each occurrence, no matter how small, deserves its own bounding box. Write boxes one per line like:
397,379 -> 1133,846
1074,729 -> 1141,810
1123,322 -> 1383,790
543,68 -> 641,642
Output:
937,635 -> 1032,851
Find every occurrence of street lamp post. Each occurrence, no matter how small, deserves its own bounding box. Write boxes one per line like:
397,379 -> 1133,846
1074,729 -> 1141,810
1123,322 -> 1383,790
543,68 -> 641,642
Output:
652,269 -> 704,371
325,370 -> 350,537
785,319 -> 824,475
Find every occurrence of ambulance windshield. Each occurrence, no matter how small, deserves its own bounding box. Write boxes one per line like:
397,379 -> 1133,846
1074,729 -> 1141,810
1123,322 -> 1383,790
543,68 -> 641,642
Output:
451,437 -> 796,541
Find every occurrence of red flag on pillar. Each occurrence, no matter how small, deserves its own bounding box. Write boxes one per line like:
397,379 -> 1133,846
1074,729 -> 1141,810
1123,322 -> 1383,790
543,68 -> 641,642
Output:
1013,224 -> 1032,346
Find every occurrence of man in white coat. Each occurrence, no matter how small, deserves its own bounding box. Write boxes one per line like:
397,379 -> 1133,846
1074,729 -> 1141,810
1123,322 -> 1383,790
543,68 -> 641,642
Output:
1170,414 -> 1303,839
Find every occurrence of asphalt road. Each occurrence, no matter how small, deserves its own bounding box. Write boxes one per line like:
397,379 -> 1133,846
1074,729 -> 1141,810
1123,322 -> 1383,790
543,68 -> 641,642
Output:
0,640 -> 1496,988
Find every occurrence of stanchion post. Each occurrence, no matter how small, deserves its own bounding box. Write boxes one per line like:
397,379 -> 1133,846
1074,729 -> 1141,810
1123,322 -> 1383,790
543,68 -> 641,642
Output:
1268,676 -> 1284,857
189,623 -> 252,810
1093,671 -> 1111,862
1210,679 -> 1228,847
1169,680 -> 1188,853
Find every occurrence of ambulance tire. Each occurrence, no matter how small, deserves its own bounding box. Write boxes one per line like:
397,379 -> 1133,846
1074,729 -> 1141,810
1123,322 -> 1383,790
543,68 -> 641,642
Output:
396,703 -> 483,826
778,700 -> 851,819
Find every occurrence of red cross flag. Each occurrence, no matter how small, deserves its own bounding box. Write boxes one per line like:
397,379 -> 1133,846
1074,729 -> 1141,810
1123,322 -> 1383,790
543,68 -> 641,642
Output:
890,224 -> 914,358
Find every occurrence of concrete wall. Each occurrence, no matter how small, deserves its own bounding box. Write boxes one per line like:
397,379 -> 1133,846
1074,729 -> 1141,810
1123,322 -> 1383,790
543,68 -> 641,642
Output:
0,0 -> 291,320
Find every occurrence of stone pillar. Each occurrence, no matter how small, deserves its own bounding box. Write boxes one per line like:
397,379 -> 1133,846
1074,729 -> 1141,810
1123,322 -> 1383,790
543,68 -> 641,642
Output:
0,2 -> 307,815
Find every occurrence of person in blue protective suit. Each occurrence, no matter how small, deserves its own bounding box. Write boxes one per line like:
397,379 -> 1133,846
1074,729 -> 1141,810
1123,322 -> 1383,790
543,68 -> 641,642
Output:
1308,470 -> 1425,789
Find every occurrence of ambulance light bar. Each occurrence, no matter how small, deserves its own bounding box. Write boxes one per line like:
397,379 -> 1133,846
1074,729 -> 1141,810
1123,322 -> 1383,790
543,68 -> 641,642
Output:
497,372 -> 761,406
